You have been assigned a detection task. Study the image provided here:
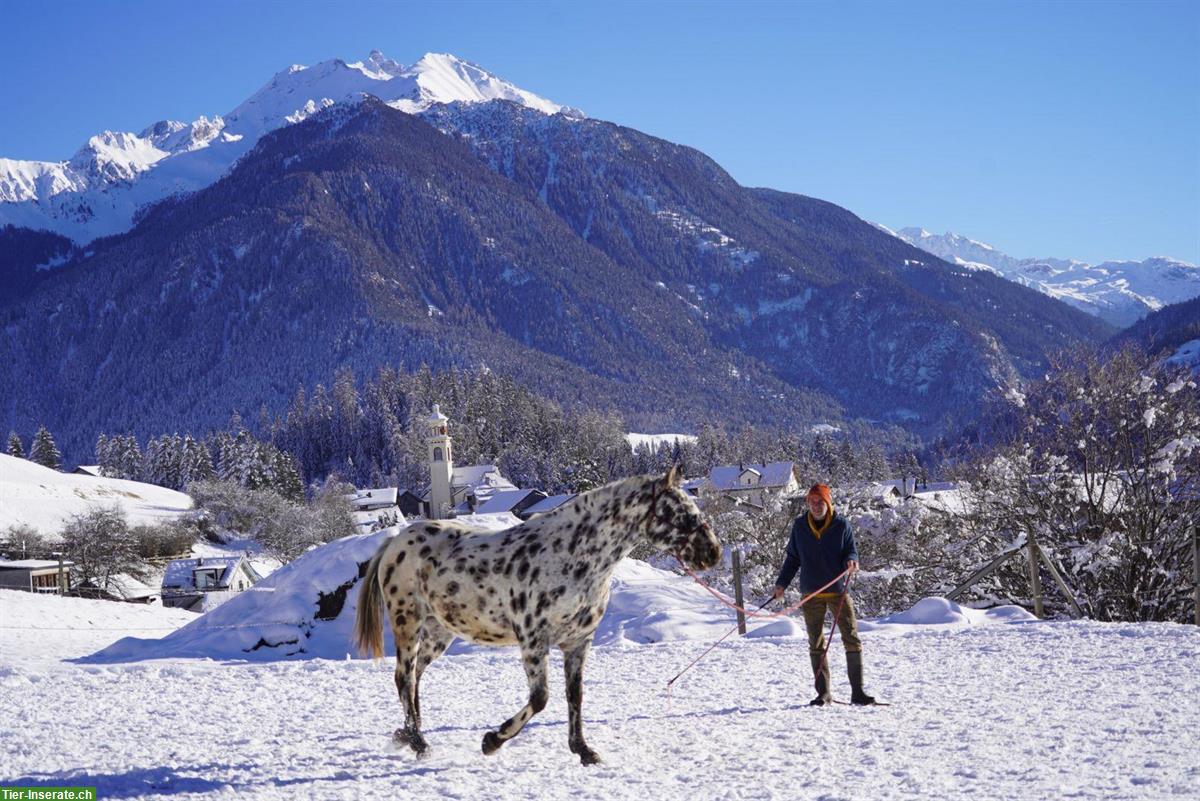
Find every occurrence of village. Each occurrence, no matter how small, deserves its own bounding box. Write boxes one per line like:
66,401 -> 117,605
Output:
0,404 -> 976,617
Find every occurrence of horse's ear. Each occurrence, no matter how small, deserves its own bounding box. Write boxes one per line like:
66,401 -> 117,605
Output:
664,464 -> 680,488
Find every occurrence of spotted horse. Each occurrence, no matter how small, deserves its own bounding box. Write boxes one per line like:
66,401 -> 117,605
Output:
354,466 -> 720,764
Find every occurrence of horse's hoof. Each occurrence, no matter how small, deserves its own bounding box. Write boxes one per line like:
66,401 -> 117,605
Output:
579,748 -> 602,766
482,731 -> 503,755
393,728 -> 428,755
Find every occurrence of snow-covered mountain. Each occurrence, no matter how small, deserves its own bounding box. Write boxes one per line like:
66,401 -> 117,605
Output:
885,226 -> 1200,328
0,51 -> 574,243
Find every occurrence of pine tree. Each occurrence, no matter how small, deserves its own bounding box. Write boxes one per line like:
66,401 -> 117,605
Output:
95,433 -> 111,475
29,426 -> 62,470
118,435 -> 143,481
7,432 -> 24,458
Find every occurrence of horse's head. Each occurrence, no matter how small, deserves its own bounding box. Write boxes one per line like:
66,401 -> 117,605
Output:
642,466 -> 720,571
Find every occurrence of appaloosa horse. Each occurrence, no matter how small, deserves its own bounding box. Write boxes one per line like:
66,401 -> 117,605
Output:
354,466 -> 719,764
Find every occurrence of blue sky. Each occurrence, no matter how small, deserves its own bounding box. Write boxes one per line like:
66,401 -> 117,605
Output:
4,0 -> 1197,263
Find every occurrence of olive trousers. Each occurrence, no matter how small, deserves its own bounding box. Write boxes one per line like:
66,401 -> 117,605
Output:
802,594 -> 862,654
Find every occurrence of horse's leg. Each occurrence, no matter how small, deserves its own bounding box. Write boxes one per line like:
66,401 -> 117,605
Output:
481,637 -> 549,755
561,637 -> 601,764
411,616 -> 454,736
390,608 -> 425,755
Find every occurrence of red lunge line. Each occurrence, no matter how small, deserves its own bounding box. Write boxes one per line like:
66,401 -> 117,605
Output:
666,567 -> 852,695
677,560 -> 851,620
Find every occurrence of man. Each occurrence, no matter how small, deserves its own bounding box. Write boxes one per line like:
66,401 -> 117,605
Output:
772,483 -> 877,706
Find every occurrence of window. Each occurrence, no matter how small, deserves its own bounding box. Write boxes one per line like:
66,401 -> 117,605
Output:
433,447 -> 443,462
194,569 -> 221,590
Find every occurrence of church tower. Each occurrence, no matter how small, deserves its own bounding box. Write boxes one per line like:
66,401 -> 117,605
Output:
427,404 -> 454,519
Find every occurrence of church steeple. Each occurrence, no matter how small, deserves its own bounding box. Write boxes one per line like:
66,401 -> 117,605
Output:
427,404 -> 453,519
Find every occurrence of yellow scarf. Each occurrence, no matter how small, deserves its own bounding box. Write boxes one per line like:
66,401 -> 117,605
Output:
808,506 -> 834,539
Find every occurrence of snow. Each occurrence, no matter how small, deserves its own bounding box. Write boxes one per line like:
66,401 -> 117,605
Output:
888,227 -> 1200,327
3,558 -> 1198,799
0,454 -> 193,537
625,433 -> 698,452
1,51 -> 568,244
1166,339 -> 1200,372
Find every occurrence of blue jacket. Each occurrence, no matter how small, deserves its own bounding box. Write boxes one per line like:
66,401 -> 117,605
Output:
775,512 -> 857,595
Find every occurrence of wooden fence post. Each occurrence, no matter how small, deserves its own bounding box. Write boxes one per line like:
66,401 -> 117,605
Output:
731,549 -> 747,635
1026,535 -> 1044,619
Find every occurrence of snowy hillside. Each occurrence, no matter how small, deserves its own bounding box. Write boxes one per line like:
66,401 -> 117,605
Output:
0,51 -> 572,243
1167,338 -> 1200,372
887,227 -> 1200,328
0,453 -> 192,537
3,544 -> 1197,799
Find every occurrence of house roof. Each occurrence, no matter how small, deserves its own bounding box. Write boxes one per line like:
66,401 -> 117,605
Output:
424,465 -> 518,504
162,556 -> 255,592
452,465 -> 514,491
524,494 -> 577,516
0,559 -> 74,570
72,465 -> 103,476
344,487 -> 399,509
912,481 -> 959,495
707,462 -> 796,491
473,489 -> 544,515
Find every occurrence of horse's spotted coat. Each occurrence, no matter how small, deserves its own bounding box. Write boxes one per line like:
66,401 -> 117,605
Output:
354,468 -> 720,764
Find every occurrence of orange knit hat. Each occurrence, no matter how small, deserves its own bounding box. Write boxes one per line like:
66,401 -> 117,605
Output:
807,483 -> 832,507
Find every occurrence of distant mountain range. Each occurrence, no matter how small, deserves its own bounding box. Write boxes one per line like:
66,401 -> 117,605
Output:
0,52 -> 1114,461
0,52 -> 575,244
883,226 -> 1199,328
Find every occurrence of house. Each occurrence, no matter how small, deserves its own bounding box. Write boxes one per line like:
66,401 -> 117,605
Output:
842,481 -> 904,509
701,462 -> 801,507
71,465 -> 103,477
0,559 -> 73,593
161,555 -> 261,611
344,487 -> 407,532
397,490 -> 424,519
471,488 -> 549,519
523,494 -> 577,518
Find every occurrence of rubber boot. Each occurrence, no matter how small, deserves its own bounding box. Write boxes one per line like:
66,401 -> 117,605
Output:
809,651 -> 832,706
846,650 -> 877,705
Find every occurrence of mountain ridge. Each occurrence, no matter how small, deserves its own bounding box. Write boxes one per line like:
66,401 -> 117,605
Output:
887,226 -> 1199,328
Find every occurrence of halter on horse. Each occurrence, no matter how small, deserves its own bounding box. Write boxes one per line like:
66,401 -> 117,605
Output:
354,466 -> 719,764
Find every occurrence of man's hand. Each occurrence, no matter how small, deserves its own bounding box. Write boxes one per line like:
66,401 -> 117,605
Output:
846,560 -> 859,575
771,585 -> 786,600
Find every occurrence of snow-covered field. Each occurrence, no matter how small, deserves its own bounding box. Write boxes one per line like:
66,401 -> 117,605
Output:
0,454 -> 193,536
3,544 -> 1198,800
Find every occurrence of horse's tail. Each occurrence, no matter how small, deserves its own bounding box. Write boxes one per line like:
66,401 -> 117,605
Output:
354,543 -> 388,659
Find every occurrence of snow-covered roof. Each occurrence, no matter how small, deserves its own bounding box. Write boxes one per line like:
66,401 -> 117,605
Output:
474,489 -> 542,515
706,462 -> 796,491
72,465 -> 103,477
451,465 -> 511,491
0,559 -> 74,570
524,494 -> 577,516
912,481 -> 959,494
344,487 -> 398,509
162,556 -> 253,592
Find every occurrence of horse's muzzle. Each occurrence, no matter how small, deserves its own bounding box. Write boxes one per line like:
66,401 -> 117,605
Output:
685,523 -> 720,571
